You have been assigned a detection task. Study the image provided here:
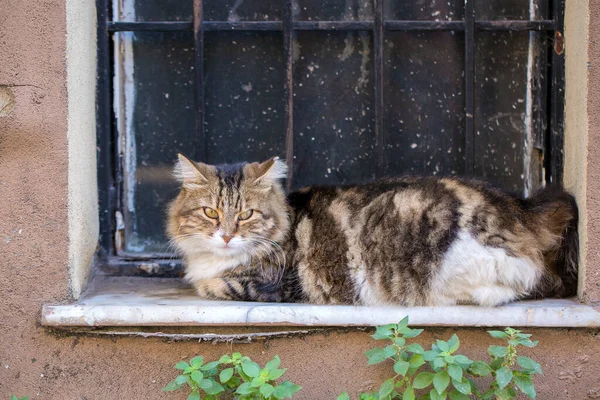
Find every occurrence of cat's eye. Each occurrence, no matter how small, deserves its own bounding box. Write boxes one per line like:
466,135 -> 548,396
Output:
203,207 -> 219,219
238,210 -> 254,221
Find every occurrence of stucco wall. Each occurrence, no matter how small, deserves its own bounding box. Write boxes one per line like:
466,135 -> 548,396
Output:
1,0 -> 600,399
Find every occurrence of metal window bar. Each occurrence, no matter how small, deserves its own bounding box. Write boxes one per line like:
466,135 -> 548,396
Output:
96,0 -> 566,274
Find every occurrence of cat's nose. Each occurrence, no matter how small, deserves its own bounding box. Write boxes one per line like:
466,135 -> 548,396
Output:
222,235 -> 233,244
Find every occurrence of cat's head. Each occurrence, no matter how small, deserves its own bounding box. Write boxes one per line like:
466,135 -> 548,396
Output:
167,154 -> 290,261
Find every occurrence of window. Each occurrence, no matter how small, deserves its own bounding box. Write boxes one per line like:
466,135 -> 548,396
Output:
96,0 -> 565,276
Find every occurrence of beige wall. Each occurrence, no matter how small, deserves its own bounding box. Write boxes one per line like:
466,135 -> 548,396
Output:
1,0 -> 600,399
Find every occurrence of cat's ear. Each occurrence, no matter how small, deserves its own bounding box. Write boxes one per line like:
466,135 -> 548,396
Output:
174,153 -> 211,187
249,157 -> 288,186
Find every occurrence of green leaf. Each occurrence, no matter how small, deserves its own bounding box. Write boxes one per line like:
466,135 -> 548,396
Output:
175,374 -> 189,385
242,361 -> 261,377
187,391 -> 200,400
366,348 -> 391,365
403,384 -> 415,400
337,393 -> 351,400
447,365 -> 462,382
252,376 -> 266,388
205,381 -> 225,395
11,396 -> 18,400
373,326 -> 394,340
175,361 -> 190,370
220,368 -> 233,383
488,330 -> 509,339
494,388 -> 513,400
436,340 -> 450,353
200,361 -> 220,371
488,346 -> 508,358
398,316 -> 409,331
273,381 -> 302,399
266,355 -> 281,371
444,356 -> 455,364
514,374 -> 536,398
236,382 -> 254,395
448,390 -> 470,400
403,328 -> 424,339
190,356 -> 204,368
489,358 -> 504,371
232,352 -> 242,360
409,354 -> 426,371
199,379 -> 213,390
430,388 -> 446,400
447,335 -> 460,353
162,380 -> 184,392
378,378 -> 395,398
433,371 -> 450,395
261,383 -> 275,398
432,358 -> 446,371
219,354 -> 232,363
520,340 -> 539,348
453,355 -> 472,367
406,344 -> 424,354
190,371 -> 203,384
452,378 -> 471,395
469,361 -> 492,377
394,360 -> 410,376
413,372 -> 434,389
394,337 -> 406,347
268,368 -> 287,380
496,367 -> 513,389
517,356 -> 542,374
423,350 -> 440,361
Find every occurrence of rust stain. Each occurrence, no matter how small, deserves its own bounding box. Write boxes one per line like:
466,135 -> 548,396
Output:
554,31 -> 565,55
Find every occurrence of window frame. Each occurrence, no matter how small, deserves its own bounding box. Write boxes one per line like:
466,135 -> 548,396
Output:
95,0 -> 566,276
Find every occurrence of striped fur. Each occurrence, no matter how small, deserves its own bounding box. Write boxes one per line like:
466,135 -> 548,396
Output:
167,155 -> 578,306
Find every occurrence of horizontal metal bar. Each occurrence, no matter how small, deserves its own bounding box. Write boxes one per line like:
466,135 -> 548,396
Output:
107,19 -> 556,33
476,20 -> 555,31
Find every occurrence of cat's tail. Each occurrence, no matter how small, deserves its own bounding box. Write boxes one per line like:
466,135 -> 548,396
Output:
525,187 -> 579,297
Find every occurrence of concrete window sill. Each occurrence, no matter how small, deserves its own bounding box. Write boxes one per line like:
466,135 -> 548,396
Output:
41,276 -> 600,328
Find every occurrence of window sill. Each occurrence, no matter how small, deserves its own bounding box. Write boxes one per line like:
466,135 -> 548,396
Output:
41,276 -> 600,328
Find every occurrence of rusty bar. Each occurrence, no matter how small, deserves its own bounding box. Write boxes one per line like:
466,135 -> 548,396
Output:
476,20 -> 554,31
374,0 -> 385,178
464,0 -> 475,176
107,20 -> 557,33
283,0 -> 294,190
96,0 -> 115,255
193,0 -> 206,161
386,20 -> 464,31
465,0 -> 475,176
547,0 -> 565,185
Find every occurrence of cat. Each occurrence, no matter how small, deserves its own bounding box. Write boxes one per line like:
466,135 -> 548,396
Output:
167,154 -> 578,306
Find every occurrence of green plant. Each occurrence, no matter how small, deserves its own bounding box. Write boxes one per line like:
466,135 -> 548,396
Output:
10,396 -> 28,400
338,318 -> 542,400
163,352 -> 301,400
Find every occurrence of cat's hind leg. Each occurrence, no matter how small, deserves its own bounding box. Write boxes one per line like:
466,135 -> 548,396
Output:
471,286 -> 518,307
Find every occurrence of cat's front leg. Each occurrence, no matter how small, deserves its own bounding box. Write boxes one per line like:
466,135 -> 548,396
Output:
193,277 -> 285,302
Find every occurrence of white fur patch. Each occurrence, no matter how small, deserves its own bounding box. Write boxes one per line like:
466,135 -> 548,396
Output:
184,252 -> 249,283
259,157 -> 288,182
430,231 -> 541,306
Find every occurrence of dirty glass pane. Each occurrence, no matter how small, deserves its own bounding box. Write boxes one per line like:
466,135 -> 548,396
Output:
294,0 -> 373,21
474,31 -> 543,195
204,32 -> 285,164
114,0 -> 282,22
383,31 -> 465,177
384,1 -> 463,21
292,31 -> 376,188
118,32 -> 195,253
475,0 -> 548,20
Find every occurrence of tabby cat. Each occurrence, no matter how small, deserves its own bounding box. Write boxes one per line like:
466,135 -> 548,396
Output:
167,154 -> 578,306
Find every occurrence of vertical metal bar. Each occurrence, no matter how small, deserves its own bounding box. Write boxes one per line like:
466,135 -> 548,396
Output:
96,0 -> 115,256
374,0 -> 385,178
464,0 -> 475,176
283,0 -> 294,191
547,0 -> 565,185
193,0 -> 206,161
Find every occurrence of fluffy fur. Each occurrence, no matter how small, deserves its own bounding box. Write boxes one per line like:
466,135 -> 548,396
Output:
167,155 -> 578,306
